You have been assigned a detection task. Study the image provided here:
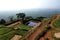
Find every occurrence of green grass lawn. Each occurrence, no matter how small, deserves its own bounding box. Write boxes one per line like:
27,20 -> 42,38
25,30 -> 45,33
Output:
53,19 -> 60,28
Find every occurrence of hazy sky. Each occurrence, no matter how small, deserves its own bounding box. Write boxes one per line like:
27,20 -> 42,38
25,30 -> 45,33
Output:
0,0 -> 60,10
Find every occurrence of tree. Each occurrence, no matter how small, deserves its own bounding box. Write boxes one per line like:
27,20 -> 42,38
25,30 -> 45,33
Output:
19,13 -> 25,20
36,16 -> 46,21
25,16 -> 33,20
8,16 -> 14,22
0,19 -> 6,25
16,13 -> 25,21
16,14 -> 20,20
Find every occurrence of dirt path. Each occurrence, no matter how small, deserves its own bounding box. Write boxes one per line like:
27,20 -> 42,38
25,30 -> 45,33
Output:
39,37 -> 44,40
26,20 -> 51,40
6,21 -> 21,27
11,35 -> 22,40
42,15 -> 60,40
39,30 -> 52,40
47,14 -> 60,40
49,15 -> 60,40
44,30 -> 52,40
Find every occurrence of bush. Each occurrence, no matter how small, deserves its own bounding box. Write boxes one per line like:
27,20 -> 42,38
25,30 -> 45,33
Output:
53,19 -> 60,28
0,19 -> 6,25
15,30 -> 27,36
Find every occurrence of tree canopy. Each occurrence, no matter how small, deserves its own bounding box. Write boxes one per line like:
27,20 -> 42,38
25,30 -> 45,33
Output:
8,16 -> 14,22
25,16 -> 33,20
0,19 -> 6,25
16,13 -> 25,20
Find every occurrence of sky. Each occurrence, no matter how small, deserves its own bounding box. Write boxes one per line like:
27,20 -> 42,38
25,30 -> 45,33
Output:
0,0 -> 60,11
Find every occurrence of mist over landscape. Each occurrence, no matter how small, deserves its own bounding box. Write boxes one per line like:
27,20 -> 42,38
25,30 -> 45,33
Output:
0,0 -> 60,21
0,9 -> 60,21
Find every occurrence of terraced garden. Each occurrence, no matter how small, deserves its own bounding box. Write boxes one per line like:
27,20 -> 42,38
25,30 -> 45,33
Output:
12,24 -> 32,30
50,15 -> 60,40
0,24 -> 32,40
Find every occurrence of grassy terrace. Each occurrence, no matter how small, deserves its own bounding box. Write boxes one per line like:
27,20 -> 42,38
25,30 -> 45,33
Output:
0,24 -> 32,40
15,30 -> 27,36
0,28 -> 13,35
0,31 -> 15,40
53,19 -> 60,28
51,18 -> 60,40
12,24 -> 32,30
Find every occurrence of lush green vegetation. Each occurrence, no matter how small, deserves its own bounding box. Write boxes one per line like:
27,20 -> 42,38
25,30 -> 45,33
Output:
15,30 -> 27,36
53,19 -> 60,28
0,28 -> 15,40
0,28 -> 13,35
0,19 -> 6,25
19,24 -> 32,30
0,23 -> 32,40
20,38 -> 26,40
13,24 -> 32,30
0,31 -> 15,40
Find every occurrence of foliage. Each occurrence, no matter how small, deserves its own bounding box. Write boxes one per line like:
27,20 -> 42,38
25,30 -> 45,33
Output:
36,16 -> 46,21
16,13 -> 25,20
0,19 -> 6,25
0,23 -> 32,40
53,19 -> 60,28
20,24 -> 32,30
8,16 -> 14,22
12,24 -> 32,31
20,38 -> 26,40
16,13 -> 20,19
25,16 -> 33,20
15,30 -> 27,36
0,28 -> 13,35
0,31 -> 15,40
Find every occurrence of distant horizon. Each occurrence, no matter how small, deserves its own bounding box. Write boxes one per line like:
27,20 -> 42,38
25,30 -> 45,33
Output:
0,9 -> 60,21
